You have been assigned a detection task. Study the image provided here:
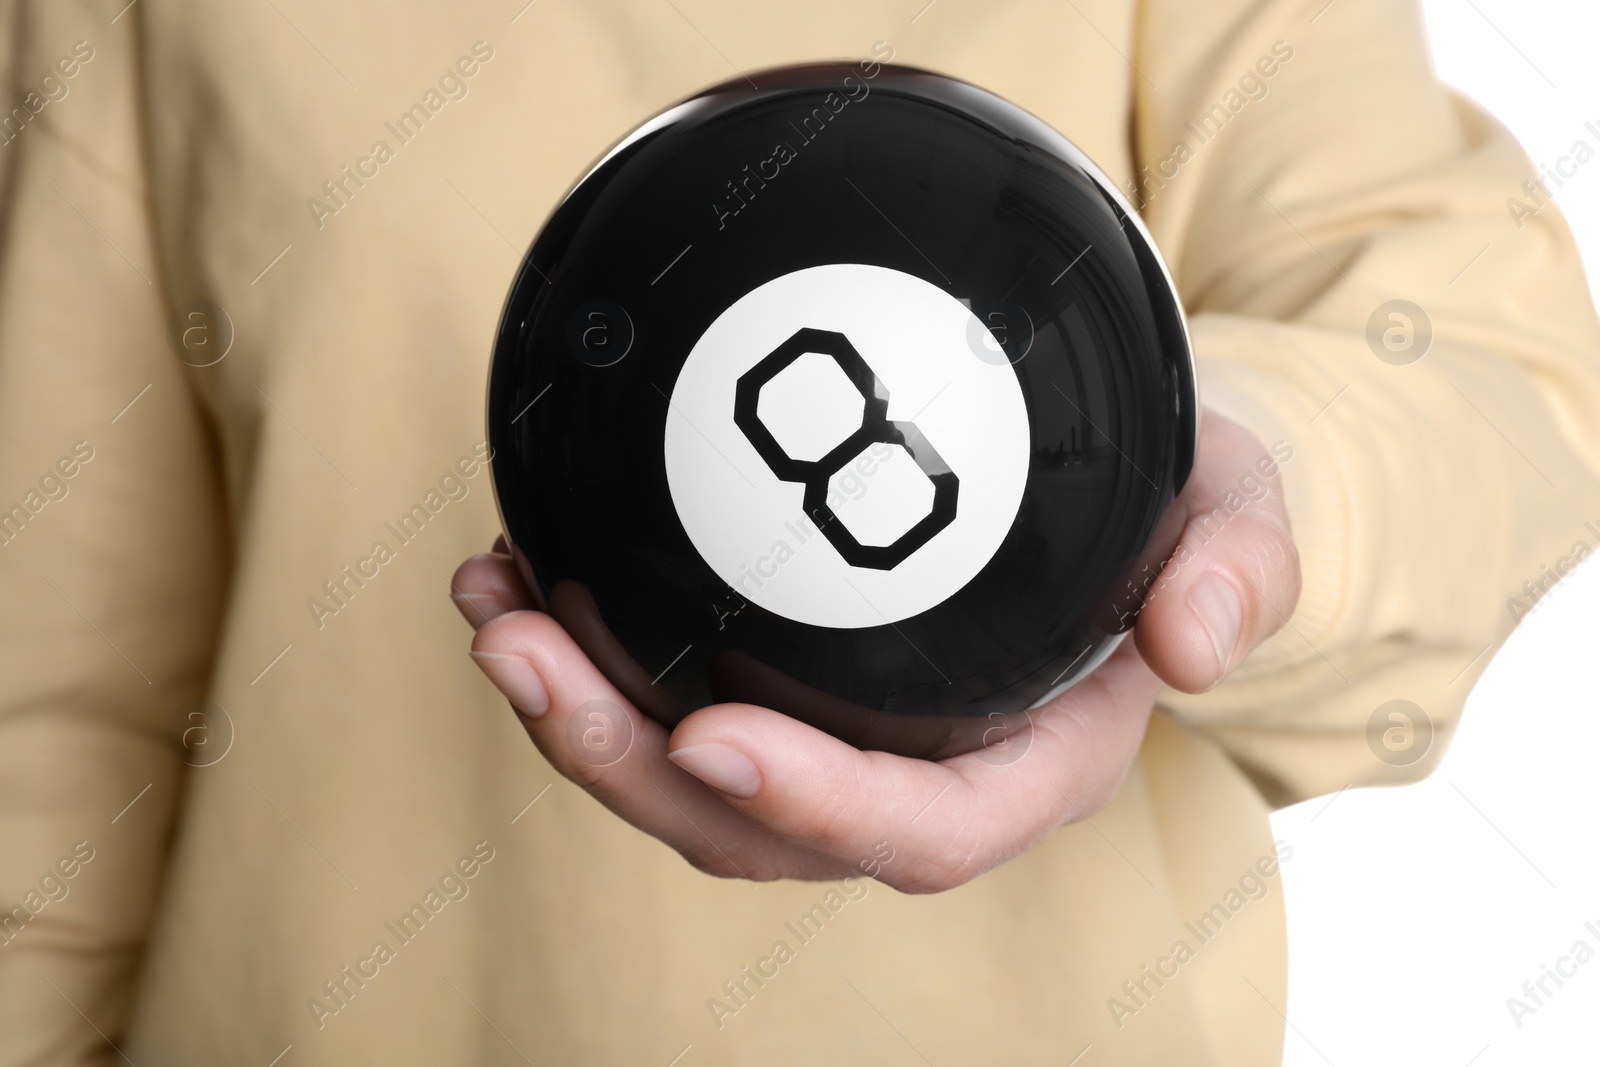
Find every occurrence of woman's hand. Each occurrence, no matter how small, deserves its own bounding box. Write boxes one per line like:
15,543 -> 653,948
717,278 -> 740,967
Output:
452,408 -> 1300,892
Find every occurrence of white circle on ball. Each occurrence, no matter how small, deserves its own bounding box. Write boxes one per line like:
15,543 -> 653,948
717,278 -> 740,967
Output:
664,263 -> 1030,628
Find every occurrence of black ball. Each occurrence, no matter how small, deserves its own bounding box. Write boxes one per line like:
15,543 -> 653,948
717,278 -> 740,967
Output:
487,62 -> 1196,760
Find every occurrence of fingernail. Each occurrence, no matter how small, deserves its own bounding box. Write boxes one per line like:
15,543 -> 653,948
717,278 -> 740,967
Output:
469,651 -> 550,718
1188,573 -> 1242,676
452,592 -> 505,626
667,742 -> 761,799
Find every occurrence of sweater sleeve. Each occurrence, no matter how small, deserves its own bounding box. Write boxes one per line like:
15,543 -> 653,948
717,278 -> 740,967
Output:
0,2 -> 230,1062
1132,0 -> 1600,806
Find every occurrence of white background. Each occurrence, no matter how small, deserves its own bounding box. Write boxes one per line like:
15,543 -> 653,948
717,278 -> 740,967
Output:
1273,3 -> 1600,1062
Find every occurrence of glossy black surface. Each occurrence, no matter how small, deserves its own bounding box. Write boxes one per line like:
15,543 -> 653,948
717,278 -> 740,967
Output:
487,63 -> 1196,759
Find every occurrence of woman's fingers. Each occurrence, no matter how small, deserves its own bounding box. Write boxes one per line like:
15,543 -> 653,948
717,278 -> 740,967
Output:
1134,409 -> 1302,693
450,548 -> 535,629
456,500 -> 1186,893
666,636 -> 1162,894
469,607 -> 838,881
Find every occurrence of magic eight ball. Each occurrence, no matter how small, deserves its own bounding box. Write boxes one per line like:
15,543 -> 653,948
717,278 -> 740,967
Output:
487,63 -> 1197,760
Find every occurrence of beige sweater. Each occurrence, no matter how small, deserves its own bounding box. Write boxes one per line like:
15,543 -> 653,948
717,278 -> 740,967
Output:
3,0 -> 1598,1063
